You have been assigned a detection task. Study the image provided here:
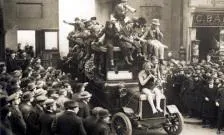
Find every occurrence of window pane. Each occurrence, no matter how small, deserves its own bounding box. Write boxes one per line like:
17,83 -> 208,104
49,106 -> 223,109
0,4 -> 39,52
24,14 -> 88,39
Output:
45,32 -> 58,50
17,30 -> 36,52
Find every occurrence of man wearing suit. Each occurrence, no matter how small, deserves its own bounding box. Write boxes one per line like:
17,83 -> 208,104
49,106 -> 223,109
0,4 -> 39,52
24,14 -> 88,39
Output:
215,80 -> 224,134
6,50 -> 19,73
77,91 -> 92,119
52,100 -> 87,135
38,99 -> 56,135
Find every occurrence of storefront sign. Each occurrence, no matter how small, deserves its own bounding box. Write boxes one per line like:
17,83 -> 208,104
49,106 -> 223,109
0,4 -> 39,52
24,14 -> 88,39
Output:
190,0 -> 224,7
193,12 -> 224,26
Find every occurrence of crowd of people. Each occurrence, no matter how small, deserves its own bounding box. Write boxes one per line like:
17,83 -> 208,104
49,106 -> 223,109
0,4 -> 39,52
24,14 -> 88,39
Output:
163,55 -> 224,134
0,49 -> 115,135
2,0 -> 224,134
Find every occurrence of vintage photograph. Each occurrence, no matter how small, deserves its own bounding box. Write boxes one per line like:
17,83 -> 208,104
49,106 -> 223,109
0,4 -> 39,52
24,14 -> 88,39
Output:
1,0 -> 224,134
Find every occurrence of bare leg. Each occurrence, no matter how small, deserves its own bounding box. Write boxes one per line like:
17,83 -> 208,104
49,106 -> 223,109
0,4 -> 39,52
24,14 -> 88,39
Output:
147,95 -> 158,114
142,88 -> 157,114
154,88 -> 163,112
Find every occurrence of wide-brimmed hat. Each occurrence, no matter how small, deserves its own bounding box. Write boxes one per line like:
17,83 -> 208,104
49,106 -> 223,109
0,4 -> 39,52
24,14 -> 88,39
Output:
98,109 -> 111,118
35,95 -> 47,102
152,19 -> 160,26
78,91 -> 92,100
34,88 -> 47,97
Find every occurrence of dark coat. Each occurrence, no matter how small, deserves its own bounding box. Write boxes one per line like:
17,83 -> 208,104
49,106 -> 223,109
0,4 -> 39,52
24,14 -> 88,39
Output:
0,118 -> 13,135
84,115 -> 98,135
26,104 -> 43,135
19,103 -> 33,121
8,105 -> 26,135
216,87 -> 224,110
6,57 -> 19,73
93,119 -> 112,135
39,111 -> 55,135
53,111 -> 87,135
77,102 -> 91,119
202,85 -> 218,118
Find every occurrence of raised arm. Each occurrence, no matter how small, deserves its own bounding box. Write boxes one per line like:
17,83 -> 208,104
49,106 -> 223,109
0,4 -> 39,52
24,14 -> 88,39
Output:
63,20 -> 76,26
138,70 -> 152,86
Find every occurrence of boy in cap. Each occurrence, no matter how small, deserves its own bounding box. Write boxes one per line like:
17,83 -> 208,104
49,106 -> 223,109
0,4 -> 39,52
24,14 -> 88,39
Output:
19,91 -> 34,122
84,107 -> 104,135
7,90 -> 26,135
52,100 -> 87,135
56,89 -> 70,110
93,109 -> 112,135
26,95 -> 47,135
141,18 -> 166,63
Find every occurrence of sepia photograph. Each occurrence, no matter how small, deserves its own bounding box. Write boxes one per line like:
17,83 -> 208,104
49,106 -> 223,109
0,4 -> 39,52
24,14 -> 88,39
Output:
1,0 -> 224,134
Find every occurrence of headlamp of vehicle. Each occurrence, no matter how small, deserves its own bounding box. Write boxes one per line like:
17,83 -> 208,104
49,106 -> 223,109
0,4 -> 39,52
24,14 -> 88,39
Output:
118,87 -> 127,97
122,107 -> 134,115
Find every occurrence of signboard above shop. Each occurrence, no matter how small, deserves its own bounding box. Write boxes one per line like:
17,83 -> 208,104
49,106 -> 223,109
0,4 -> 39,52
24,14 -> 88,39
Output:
193,12 -> 224,26
190,0 -> 224,7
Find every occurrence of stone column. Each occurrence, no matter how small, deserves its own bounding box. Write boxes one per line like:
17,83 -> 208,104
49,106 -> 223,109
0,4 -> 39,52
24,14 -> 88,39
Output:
0,0 -> 5,61
182,0 -> 190,61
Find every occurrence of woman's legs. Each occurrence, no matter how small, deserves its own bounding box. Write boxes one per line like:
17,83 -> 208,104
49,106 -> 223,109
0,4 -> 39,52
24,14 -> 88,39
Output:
142,88 -> 157,114
154,87 -> 163,112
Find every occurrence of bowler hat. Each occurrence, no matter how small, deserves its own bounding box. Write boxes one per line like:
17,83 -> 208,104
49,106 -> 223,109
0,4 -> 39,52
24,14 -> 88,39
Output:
64,100 -> 79,109
98,109 -> 111,118
44,99 -> 55,107
22,91 -> 33,102
152,19 -> 160,26
90,17 -> 97,20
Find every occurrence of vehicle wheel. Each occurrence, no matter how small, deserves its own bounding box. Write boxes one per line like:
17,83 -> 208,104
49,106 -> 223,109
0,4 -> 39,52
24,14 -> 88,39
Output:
163,112 -> 184,135
111,112 -> 132,135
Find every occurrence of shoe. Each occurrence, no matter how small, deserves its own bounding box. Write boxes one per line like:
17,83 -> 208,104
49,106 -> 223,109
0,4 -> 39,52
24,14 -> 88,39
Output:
137,124 -> 143,129
152,109 -> 158,114
125,57 -> 132,65
129,55 -> 134,61
156,107 -> 163,113
202,124 -> 210,128
110,60 -> 114,66
137,53 -> 143,57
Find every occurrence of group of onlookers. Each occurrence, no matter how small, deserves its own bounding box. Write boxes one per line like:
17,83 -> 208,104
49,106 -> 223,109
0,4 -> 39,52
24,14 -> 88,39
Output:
0,49 -> 115,135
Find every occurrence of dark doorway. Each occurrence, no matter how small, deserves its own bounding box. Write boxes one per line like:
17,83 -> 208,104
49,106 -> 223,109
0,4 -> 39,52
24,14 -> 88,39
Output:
196,27 -> 220,60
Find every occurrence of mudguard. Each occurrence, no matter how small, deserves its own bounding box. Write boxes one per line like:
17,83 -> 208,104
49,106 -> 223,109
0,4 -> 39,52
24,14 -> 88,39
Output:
166,105 -> 180,114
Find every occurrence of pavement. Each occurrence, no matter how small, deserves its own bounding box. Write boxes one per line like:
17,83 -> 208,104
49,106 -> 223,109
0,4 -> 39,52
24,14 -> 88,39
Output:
132,117 -> 218,135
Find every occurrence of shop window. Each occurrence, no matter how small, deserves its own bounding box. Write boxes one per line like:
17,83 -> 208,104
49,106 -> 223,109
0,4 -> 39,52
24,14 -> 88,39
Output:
44,31 -> 58,50
17,30 -> 36,53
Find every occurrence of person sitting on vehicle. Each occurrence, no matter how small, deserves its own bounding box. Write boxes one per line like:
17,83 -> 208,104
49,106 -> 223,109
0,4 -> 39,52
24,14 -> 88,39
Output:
138,61 -> 164,114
